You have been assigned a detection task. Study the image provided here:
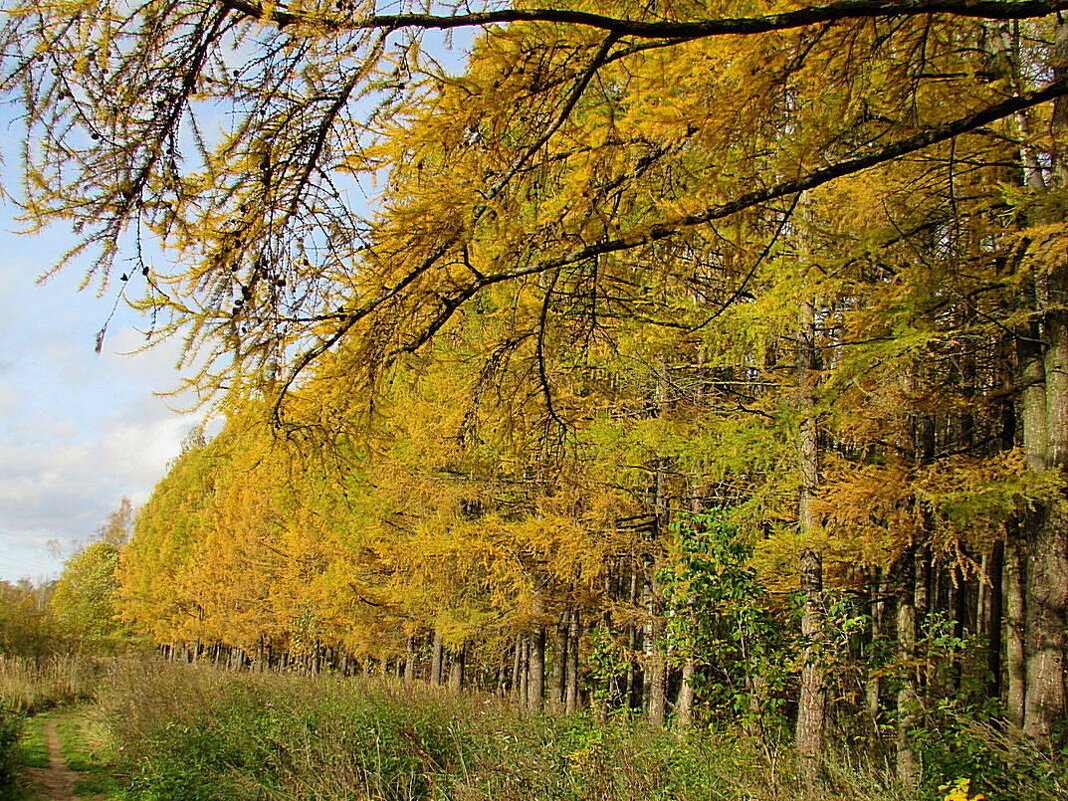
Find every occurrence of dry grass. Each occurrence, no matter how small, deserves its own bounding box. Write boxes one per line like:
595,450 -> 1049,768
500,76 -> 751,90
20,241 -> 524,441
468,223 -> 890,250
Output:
91,662 -> 924,801
0,655 -> 102,714
5,658 -> 1060,801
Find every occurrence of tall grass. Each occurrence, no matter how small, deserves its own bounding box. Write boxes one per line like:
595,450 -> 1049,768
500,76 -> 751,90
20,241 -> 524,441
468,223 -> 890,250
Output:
4,657 -> 1060,801
0,654 -> 103,714
0,653 -> 106,798
92,662 -> 924,801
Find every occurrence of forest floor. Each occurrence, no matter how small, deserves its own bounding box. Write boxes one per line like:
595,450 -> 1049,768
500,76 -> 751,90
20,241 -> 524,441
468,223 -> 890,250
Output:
18,708 -> 121,801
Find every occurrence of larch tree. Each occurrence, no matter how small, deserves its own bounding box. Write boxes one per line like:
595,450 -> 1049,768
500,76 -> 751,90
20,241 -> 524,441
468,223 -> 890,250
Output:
8,0 -> 1068,778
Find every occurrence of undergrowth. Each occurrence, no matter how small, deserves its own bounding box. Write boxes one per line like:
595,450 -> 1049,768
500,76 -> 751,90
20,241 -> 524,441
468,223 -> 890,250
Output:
3,659 -> 1064,801
95,662 -> 919,801
0,706 -> 20,795
0,655 -> 102,715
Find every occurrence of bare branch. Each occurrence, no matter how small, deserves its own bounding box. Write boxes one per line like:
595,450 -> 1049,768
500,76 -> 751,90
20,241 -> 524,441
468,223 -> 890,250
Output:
218,0 -> 1068,39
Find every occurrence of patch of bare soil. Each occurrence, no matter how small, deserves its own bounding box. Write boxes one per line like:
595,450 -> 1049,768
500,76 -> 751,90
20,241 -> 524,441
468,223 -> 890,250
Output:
24,720 -> 77,801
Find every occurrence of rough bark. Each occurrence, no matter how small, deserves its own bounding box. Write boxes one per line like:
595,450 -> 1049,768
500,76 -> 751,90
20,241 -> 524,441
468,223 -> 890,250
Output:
519,636 -> 530,704
644,575 -> 667,726
565,609 -> 581,714
987,541 -> 1005,700
675,655 -> 696,728
551,615 -> 568,710
1024,499 -> 1068,739
510,637 -> 523,703
448,644 -> 466,691
404,637 -> 416,685
1018,16 -> 1068,746
896,551 -> 920,788
797,547 -> 826,784
626,569 -> 641,710
527,628 -> 546,711
866,568 -> 885,726
795,296 -> 826,785
430,630 -> 444,687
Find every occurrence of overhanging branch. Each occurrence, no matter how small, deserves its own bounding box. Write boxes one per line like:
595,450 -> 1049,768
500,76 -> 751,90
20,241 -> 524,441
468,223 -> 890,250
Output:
502,75 -> 1068,279
383,75 -> 1068,355
218,0 -> 1068,38
269,27 -> 1068,407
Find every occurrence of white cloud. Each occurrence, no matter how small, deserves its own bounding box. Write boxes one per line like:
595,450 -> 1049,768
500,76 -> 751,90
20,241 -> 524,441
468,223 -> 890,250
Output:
0,409 -> 197,582
0,211 -> 208,583
0,360 -> 200,582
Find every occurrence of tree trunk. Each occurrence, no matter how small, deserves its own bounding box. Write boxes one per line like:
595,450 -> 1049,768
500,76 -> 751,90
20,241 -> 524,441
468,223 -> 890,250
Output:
404,636 -> 416,684
1024,497 -> 1068,740
1018,16 -> 1068,746
510,636 -> 523,703
565,608 -> 581,714
916,547 -> 932,693
644,574 -> 667,726
675,655 -> 696,728
797,547 -> 826,784
1017,268 -> 1068,742
448,644 -> 466,691
626,568 -> 641,711
987,541 -> 1005,701
519,636 -> 530,704
795,296 -> 826,785
527,628 -> 545,711
952,563 -> 967,692
551,614 -> 568,710
866,568 -> 885,726
895,550 -> 919,788
430,630 -> 444,686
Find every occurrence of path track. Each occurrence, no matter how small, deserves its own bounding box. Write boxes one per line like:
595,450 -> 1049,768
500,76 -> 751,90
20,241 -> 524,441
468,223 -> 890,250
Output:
24,719 -> 77,801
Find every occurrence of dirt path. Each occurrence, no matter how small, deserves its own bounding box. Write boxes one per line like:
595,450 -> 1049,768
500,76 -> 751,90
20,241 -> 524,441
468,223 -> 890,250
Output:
24,719 -> 77,801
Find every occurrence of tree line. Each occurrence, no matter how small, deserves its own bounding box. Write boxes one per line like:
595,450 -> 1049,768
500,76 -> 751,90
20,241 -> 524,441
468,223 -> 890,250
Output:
3,0 -> 1068,790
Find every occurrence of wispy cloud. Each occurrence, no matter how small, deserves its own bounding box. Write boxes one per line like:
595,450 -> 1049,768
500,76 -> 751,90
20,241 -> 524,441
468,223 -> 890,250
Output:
1,245 -> 202,583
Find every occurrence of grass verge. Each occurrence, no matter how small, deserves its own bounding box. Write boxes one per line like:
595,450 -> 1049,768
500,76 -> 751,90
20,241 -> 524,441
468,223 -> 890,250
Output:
95,663 -> 920,801
55,706 -> 123,800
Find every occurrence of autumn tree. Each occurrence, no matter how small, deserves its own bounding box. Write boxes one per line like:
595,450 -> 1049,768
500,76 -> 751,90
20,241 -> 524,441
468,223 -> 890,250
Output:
9,0 -> 1068,784
51,541 -> 124,639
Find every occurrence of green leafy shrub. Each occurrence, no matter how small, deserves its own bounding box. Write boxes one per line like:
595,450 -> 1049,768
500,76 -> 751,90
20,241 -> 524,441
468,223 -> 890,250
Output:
0,708 -> 20,793
917,711 -> 1068,801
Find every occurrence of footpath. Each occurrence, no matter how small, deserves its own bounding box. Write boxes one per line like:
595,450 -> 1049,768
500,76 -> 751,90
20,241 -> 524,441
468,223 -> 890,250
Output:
18,709 -> 119,801
24,719 -> 77,801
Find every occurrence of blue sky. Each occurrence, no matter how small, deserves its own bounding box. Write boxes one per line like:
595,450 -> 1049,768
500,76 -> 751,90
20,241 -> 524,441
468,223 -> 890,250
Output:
0,22 -> 472,585
0,217 -> 200,583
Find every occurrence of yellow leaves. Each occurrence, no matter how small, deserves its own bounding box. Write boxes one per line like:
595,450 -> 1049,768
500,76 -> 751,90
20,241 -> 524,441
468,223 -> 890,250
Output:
813,460 -> 919,569
805,450 -> 1056,575
68,0 -> 1066,681
940,778 -> 985,801
1007,218 -> 1068,283
915,450 -> 1062,554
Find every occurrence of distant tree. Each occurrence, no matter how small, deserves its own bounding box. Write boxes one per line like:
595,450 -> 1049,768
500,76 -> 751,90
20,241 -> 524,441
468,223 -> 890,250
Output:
50,500 -> 134,639
0,579 -> 64,657
96,497 -> 134,547
50,541 -> 123,639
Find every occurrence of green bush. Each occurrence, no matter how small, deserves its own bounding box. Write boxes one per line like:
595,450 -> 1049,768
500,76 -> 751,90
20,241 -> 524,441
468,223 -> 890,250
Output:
916,710 -> 1068,801
0,708 -> 21,793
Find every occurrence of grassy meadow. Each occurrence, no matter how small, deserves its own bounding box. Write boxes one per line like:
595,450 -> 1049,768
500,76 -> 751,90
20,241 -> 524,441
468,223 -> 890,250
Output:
0,655 -> 1063,801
